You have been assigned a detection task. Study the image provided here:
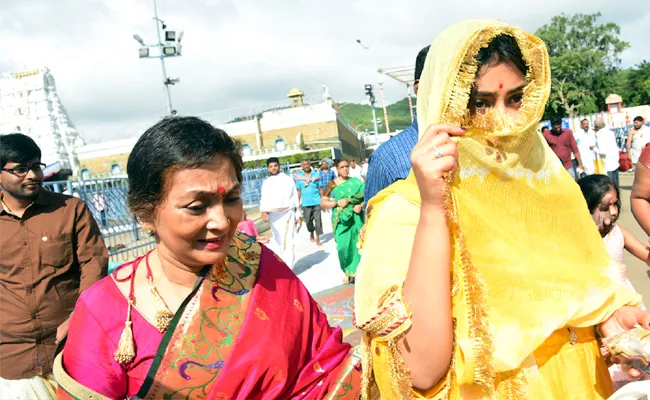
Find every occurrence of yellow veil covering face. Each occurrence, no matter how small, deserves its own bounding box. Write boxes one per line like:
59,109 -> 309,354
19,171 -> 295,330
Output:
354,19 -> 640,398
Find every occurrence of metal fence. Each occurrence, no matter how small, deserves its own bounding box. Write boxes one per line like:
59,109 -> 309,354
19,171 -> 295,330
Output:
43,164 -> 289,266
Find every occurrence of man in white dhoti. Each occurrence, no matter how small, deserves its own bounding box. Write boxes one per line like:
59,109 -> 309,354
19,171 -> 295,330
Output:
260,157 -> 301,269
575,118 -> 597,176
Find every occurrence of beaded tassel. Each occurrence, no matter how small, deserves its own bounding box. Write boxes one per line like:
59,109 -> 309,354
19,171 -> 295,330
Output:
114,300 -> 136,364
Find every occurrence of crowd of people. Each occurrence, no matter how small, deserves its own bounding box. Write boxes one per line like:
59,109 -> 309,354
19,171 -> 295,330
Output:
2,18 -> 650,400
542,114 -> 648,189
260,156 -> 366,284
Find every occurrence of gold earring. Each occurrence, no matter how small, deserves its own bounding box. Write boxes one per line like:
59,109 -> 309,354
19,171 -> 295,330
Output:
144,227 -> 154,235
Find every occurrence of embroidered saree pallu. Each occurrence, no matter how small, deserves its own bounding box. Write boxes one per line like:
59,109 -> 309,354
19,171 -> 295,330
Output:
354,19 -> 641,399
54,233 -> 362,399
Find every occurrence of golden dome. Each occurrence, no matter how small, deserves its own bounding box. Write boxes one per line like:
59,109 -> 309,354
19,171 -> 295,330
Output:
288,88 -> 304,98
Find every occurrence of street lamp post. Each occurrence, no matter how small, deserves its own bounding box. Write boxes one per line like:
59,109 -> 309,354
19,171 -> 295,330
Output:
133,0 -> 183,115
364,84 -> 379,145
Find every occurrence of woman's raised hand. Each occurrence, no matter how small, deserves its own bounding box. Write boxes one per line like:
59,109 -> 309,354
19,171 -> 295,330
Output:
410,125 -> 465,208
337,199 -> 349,208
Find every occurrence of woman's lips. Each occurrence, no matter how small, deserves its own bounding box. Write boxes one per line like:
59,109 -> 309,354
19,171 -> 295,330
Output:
197,235 -> 226,250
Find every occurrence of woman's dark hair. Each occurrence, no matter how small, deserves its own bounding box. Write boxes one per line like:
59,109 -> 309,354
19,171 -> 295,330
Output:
577,174 -> 621,214
334,158 -> 349,168
0,133 -> 41,169
127,116 -> 243,221
475,34 -> 528,76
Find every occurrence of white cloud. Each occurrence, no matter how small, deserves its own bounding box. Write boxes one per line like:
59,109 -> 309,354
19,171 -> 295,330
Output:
1,0 -> 648,143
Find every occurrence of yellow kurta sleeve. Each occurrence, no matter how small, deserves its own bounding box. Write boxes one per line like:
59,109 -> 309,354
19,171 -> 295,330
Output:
355,191 -> 457,399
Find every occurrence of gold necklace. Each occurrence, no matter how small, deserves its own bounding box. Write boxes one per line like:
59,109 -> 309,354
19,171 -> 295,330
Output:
145,252 -> 174,333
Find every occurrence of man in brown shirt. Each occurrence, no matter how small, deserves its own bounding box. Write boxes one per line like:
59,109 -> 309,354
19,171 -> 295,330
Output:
0,133 -> 108,396
543,117 -> 584,181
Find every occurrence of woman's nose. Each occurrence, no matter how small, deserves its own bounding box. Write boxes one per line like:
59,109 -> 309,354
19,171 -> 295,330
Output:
205,207 -> 230,231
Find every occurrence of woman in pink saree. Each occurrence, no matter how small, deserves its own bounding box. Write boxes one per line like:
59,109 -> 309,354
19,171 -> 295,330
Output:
53,117 -> 361,399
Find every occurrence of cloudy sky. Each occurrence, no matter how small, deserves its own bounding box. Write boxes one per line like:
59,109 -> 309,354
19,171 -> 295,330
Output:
2,0 -> 649,143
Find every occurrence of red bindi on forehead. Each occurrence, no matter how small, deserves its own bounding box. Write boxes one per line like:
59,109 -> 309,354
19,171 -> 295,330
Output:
218,187 -> 226,194
499,83 -> 503,89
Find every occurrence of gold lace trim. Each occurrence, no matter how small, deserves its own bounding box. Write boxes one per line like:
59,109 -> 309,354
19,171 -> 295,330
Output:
355,285 -> 413,339
442,27 -> 549,137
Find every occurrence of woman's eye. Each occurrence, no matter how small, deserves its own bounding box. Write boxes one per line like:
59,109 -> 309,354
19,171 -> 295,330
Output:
475,99 -> 488,109
186,204 -> 206,212
509,93 -> 523,104
225,196 -> 241,204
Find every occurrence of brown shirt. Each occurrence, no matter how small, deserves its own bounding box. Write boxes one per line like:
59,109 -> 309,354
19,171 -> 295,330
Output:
542,128 -> 580,169
0,190 -> 108,379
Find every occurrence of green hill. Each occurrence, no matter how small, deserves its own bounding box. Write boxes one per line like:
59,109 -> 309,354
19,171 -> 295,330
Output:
337,97 -> 416,133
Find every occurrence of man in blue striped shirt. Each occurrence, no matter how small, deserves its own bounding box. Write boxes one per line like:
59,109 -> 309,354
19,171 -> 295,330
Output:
365,46 -> 430,202
318,159 -> 336,189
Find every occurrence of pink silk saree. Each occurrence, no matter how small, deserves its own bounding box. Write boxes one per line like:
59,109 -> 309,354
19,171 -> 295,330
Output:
54,233 -> 361,399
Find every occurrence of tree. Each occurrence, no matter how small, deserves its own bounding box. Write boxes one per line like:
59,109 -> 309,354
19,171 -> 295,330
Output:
536,13 -> 629,119
622,61 -> 650,107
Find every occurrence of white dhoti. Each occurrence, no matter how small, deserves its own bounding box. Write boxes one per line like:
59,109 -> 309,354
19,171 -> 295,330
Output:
0,374 -> 57,400
269,209 -> 296,269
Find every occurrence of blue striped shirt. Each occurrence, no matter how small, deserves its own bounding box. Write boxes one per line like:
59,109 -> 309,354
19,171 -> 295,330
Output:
364,119 -> 419,202
319,169 -> 336,188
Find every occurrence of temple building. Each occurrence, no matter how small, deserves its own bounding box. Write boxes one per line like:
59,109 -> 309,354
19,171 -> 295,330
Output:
0,67 -> 84,177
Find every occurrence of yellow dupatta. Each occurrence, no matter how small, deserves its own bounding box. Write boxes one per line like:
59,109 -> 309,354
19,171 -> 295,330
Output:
354,19 -> 641,399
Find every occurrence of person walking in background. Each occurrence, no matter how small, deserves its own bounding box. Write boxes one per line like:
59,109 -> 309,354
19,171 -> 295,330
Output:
259,157 -> 301,268
318,159 -> 336,190
364,45 -> 430,202
0,133 -> 108,398
578,175 -> 648,294
361,157 -> 369,180
321,159 -> 364,284
237,210 -> 269,244
295,159 -> 323,247
574,118 -> 597,176
626,116 -> 650,169
348,159 -> 363,180
595,116 -> 621,188
543,116 -> 584,180
578,174 -> 649,390
92,192 -> 107,227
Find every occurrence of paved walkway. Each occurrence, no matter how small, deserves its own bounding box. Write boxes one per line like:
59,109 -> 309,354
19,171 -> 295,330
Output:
289,213 -> 347,294
262,212 -> 346,294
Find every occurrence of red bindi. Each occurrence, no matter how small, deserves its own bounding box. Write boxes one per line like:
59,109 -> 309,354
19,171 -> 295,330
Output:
499,83 -> 504,89
218,187 -> 226,194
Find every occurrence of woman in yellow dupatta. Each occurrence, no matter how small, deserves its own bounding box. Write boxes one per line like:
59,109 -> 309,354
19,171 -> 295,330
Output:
354,19 -> 650,399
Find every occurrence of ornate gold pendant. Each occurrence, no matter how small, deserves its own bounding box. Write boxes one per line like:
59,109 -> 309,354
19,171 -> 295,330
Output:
155,309 -> 174,333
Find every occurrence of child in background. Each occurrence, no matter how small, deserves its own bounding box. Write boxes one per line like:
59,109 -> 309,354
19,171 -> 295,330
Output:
237,211 -> 269,244
578,174 -> 649,389
578,175 -> 649,291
